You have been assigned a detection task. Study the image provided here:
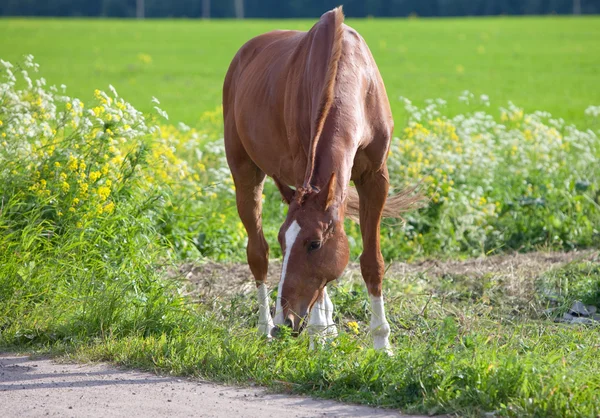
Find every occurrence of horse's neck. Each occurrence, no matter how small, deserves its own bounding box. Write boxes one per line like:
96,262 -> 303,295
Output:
308,126 -> 356,205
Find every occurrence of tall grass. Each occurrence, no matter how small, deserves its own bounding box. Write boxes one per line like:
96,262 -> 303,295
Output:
1,57 -> 600,417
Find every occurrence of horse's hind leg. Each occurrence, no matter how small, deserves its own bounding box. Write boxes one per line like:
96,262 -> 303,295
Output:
355,165 -> 392,353
225,129 -> 273,336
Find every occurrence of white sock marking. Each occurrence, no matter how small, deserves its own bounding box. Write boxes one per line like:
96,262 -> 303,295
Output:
257,283 -> 274,336
308,286 -> 338,349
274,220 -> 301,325
370,294 -> 392,354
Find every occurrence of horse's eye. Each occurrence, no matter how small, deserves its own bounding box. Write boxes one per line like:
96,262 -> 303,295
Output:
308,241 -> 322,252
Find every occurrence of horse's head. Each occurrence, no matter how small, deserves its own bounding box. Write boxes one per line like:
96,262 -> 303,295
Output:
272,173 -> 349,335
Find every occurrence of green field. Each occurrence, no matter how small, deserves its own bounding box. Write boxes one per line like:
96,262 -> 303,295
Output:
1,16 -> 599,127
2,16 -> 600,417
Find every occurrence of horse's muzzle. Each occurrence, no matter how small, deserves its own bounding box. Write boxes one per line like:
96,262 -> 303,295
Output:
270,316 -> 305,338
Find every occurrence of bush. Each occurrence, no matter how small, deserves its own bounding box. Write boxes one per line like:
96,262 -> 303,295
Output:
0,56 -> 189,344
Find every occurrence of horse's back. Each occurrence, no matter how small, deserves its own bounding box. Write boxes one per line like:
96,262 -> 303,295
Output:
223,30 -> 300,116
223,30 -> 305,181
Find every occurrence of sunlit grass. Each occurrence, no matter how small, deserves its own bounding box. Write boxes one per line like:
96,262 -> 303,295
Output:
1,51 -> 600,417
0,17 -> 599,128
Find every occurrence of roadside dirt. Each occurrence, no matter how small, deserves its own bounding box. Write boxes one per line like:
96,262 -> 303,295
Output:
0,354 -> 425,418
178,250 -> 598,300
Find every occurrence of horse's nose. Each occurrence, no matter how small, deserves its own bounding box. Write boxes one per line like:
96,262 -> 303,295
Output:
284,317 -> 294,328
270,316 -> 295,338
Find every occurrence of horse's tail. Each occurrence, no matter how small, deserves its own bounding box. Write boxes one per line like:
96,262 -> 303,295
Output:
344,183 -> 426,224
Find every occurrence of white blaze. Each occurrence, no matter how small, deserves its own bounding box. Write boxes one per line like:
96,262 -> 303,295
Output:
370,294 -> 392,354
274,220 -> 301,325
256,283 -> 274,336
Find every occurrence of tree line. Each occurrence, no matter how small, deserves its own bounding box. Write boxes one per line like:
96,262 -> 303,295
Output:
1,0 -> 597,18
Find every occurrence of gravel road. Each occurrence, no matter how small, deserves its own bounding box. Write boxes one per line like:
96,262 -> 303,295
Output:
0,354 -> 429,418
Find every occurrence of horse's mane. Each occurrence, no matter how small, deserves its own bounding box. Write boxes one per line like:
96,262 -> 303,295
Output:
302,6 -> 345,191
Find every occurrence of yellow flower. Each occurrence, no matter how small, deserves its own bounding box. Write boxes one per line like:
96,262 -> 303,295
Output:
101,164 -> 109,175
89,171 -> 102,182
61,181 -> 70,192
104,201 -> 115,214
76,221 -> 83,228
1,133 -> 6,138
66,102 -> 72,111
54,161 -> 61,168
79,182 -> 89,194
73,197 -> 80,205
0,120 -> 3,126
67,155 -> 78,171
68,207 -> 76,213
60,173 -> 67,181
347,321 -> 359,335
97,186 -> 111,201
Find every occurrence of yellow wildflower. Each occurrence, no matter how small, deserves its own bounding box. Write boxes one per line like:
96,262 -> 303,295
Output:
104,201 -> 115,214
54,161 -> 61,168
61,181 -> 70,192
66,102 -> 72,111
347,321 -> 359,335
67,155 -> 78,171
89,171 -> 102,182
73,197 -> 80,205
97,186 -> 111,201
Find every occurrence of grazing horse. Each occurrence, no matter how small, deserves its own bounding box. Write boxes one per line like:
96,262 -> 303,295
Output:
223,7 -> 415,351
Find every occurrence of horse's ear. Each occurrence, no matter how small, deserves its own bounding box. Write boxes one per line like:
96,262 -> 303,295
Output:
273,176 -> 295,204
318,172 -> 336,211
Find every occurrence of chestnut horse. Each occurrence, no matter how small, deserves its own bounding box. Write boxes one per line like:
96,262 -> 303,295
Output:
223,7 -> 415,351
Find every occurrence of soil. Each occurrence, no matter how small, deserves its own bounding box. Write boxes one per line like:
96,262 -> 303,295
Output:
0,354 -> 426,418
177,250 -> 599,300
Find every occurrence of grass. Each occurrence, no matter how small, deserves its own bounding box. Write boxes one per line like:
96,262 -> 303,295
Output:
1,17 -> 600,416
4,252 -> 600,417
0,16 -> 599,128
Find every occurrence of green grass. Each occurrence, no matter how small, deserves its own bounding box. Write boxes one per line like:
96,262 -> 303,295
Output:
1,16 -> 599,128
1,21 -> 600,416
3,251 -> 600,416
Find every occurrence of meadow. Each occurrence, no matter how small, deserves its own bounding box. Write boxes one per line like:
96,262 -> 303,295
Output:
1,17 -> 599,128
1,16 -> 600,417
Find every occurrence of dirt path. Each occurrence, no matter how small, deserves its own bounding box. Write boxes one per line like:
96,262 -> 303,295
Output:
0,354 -> 427,418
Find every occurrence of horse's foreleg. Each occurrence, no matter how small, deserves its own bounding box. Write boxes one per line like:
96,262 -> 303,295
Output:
355,166 -> 392,353
307,286 -> 338,349
226,137 -> 273,336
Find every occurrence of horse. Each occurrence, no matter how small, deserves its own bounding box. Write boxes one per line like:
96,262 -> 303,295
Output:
223,6 -> 417,351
